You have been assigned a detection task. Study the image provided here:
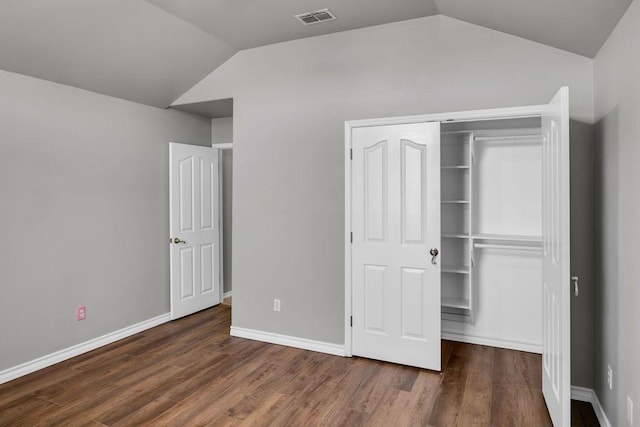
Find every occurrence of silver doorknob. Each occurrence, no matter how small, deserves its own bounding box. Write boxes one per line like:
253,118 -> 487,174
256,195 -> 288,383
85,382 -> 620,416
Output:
172,237 -> 186,244
430,248 -> 439,265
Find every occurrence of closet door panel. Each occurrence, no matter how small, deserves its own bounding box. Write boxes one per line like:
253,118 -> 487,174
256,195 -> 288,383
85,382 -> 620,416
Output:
364,141 -> 388,242
351,122 -> 441,371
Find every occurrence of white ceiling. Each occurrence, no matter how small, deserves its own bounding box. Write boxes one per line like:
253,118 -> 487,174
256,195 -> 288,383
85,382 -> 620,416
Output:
0,0 -> 632,110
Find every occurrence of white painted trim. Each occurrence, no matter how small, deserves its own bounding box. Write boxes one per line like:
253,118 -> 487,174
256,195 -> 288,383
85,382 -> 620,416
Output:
217,147 -> 224,304
442,331 -> 542,354
344,121 -> 353,357
230,326 -> 346,357
571,386 -> 612,427
345,105 -> 546,130
212,143 -> 233,150
0,313 -> 171,385
222,291 -> 232,300
571,386 -> 594,402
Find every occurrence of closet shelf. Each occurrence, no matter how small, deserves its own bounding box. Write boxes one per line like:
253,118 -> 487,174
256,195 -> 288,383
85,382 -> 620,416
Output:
474,135 -> 542,142
441,165 -> 470,169
472,233 -> 541,243
441,297 -> 470,310
442,130 -> 473,135
442,233 -> 470,239
473,243 -> 541,252
442,265 -> 470,274
442,200 -> 470,204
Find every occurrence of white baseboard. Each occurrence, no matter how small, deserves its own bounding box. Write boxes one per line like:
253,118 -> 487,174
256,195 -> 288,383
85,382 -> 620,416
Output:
0,313 -> 171,385
441,331 -> 542,354
230,326 -> 346,357
222,291 -> 232,300
571,386 -> 612,427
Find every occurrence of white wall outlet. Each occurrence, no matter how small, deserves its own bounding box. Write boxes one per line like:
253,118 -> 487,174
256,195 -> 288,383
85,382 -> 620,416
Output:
628,396 -> 634,425
77,305 -> 86,321
607,365 -> 613,390
273,298 -> 281,312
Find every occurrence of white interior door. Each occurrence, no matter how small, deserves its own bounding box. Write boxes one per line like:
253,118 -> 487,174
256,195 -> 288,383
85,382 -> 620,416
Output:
170,143 -> 220,320
351,122 -> 441,370
541,87 -> 571,426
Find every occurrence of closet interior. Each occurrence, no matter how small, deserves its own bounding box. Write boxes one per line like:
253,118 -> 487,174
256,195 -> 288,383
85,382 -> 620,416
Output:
439,117 -> 544,352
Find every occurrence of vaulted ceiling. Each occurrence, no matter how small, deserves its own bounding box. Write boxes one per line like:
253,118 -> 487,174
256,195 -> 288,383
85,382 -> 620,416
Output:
0,0 -> 633,109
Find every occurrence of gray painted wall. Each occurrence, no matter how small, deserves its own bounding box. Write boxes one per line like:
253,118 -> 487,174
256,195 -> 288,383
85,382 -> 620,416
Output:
176,15 -> 596,375
569,121 -> 595,388
212,117 -> 233,294
0,69 -> 211,371
593,0 -> 640,424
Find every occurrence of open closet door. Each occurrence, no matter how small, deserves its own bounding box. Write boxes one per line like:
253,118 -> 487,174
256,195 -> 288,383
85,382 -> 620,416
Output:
169,143 -> 221,320
351,122 -> 441,371
541,87 -> 571,427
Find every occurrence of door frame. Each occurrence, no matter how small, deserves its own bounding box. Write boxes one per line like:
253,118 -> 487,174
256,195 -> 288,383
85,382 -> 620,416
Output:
344,103 -> 548,356
213,143 -> 233,301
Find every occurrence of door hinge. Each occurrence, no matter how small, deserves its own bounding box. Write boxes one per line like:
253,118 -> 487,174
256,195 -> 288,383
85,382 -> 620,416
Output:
350,149 -> 353,160
350,316 -> 353,327
350,232 -> 353,243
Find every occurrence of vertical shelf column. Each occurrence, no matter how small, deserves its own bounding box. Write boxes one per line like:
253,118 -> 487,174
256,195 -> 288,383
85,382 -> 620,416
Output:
440,131 -> 473,322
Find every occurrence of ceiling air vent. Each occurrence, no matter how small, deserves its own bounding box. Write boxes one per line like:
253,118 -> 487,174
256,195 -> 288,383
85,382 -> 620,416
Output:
294,8 -> 336,25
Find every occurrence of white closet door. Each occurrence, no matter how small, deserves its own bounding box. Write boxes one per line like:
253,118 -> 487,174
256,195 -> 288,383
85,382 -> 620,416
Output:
541,87 -> 571,427
169,143 -> 221,320
351,122 -> 441,370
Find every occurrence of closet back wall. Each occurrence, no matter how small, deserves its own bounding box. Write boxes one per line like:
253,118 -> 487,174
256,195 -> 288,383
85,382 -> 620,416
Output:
175,15 -> 594,386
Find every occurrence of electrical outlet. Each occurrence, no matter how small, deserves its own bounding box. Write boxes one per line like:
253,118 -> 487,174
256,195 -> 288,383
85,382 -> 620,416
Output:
628,396 -> 634,425
77,306 -> 86,321
273,299 -> 281,312
607,365 -> 613,390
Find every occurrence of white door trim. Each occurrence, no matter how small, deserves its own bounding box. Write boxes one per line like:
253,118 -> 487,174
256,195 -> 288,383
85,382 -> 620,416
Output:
217,145 -> 231,300
213,143 -> 233,150
344,103 -> 547,356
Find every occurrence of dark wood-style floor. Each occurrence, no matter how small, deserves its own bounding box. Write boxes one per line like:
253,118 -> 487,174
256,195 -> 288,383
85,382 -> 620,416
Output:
0,303 -> 599,426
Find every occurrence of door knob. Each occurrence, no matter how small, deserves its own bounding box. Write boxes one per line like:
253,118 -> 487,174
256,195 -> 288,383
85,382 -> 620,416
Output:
430,248 -> 439,265
172,237 -> 186,244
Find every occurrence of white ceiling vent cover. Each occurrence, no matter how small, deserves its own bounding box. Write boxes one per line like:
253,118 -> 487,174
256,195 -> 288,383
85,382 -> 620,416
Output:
294,9 -> 336,25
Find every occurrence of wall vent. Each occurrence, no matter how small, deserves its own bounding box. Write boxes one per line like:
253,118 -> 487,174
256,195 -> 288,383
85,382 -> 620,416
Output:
294,9 -> 336,25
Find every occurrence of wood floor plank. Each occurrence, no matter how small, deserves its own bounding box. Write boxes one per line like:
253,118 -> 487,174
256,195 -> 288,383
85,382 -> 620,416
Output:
0,393 -> 58,426
315,358 -> 381,423
110,397 -> 180,427
286,375 -> 342,424
0,304 -> 598,427
572,400 -> 600,427
235,392 -> 294,426
457,366 -> 494,425
387,370 -> 443,426
493,347 -> 542,389
223,365 -> 292,420
348,363 -> 398,414
0,365 -> 82,408
428,360 -> 467,426
490,385 -> 553,427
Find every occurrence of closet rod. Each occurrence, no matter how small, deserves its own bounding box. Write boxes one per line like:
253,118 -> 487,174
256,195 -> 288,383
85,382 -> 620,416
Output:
473,243 -> 541,252
474,135 -> 542,142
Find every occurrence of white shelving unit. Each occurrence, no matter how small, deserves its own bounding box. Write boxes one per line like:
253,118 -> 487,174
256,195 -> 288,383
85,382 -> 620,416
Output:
440,125 -> 544,333
440,130 -> 474,320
